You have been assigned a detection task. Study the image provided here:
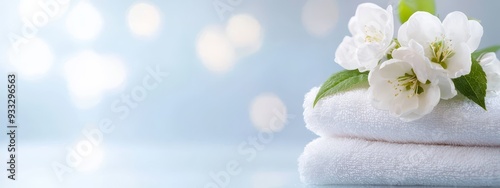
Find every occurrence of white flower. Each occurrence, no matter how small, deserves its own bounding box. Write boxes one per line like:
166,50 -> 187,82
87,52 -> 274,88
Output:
478,52 -> 500,95
398,11 -> 483,78
368,60 -> 440,121
392,40 -> 457,99
368,43 -> 457,121
335,3 -> 394,72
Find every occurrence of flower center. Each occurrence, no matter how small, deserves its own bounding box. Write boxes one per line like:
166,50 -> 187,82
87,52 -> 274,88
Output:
387,70 -> 425,98
364,24 -> 384,43
430,38 -> 455,69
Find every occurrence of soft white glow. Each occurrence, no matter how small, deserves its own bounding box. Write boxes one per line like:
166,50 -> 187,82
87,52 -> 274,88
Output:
196,26 -> 236,73
76,146 -> 104,172
100,56 -> 127,90
226,14 -> 263,48
64,51 -> 127,109
128,2 -> 161,38
19,0 -> 42,19
65,51 -> 105,99
302,0 -> 339,37
19,0 -> 69,20
8,37 -> 53,79
249,93 -> 287,133
66,1 -> 103,40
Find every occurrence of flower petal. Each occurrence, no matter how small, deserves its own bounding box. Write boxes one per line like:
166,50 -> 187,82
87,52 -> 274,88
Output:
403,12 -> 443,46
446,42 -> 472,78
390,90 -> 419,117
357,43 -> 384,71
397,22 -> 409,45
377,59 -> 412,80
334,36 -> 360,70
369,62 -> 404,109
392,40 -> 435,83
443,11 -> 470,44
479,52 -> 500,94
467,20 -> 483,52
368,81 -> 393,110
354,3 -> 392,31
402,84 -> 441,121
436,76 -> 457,99
384,5 -> 394,41
348,15 -> 359,36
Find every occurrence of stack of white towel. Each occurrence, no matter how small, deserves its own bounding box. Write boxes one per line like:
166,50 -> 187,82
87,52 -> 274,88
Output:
299,87 -> 500,186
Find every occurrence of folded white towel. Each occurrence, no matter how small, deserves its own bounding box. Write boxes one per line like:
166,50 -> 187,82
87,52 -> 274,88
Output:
304,87 -> 500,146
298,137 -> 500,186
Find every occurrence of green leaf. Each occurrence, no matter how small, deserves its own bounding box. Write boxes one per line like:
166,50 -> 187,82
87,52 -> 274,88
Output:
313,70 -> 369,107
471,45 -> 500,61
452,60 -> 487,110
398,0 -> 436,23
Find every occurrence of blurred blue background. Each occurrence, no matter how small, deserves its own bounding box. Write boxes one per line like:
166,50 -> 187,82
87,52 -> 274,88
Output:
0,0 -> 498,187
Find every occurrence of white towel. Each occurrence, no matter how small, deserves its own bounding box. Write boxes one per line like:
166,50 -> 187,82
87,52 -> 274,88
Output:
304,87 -> 500,146
298,137 -> 500,186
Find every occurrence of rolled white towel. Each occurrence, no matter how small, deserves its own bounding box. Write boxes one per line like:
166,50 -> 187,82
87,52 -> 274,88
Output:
304,87 -> 500,146
298,137 -> 500,186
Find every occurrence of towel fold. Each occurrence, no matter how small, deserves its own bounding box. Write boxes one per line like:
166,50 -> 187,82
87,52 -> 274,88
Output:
304,87 -> 500,146
298,137 -> 500,186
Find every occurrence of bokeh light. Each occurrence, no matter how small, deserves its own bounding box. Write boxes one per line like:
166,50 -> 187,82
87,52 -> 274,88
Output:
226,14 -> 263,49
127,2 -> 161,38
196,26 -> 236,73
100,56 -> 127,90
64,51 -> 106,99
66,1 -> 103,40
64,51 -> 127,109
249,93 -> 287,132
8,37 -> 54,80
19,0 -> 41,18
302,0 -> 339,37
